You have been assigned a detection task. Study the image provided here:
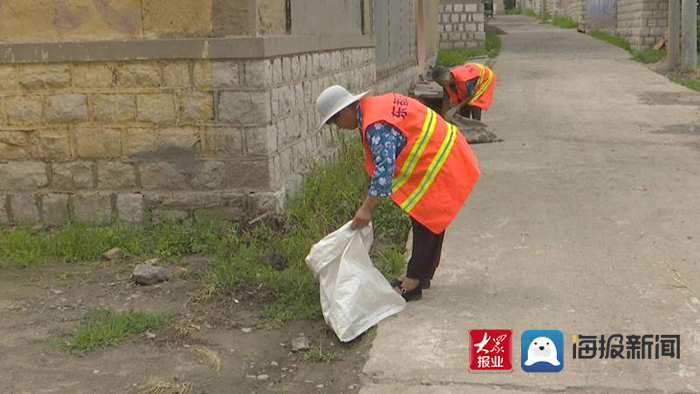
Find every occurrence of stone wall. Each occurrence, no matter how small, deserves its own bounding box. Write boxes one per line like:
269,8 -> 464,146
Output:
438,1 -> 486,49
0,47 -> 376,226
0,0 -> 439,227
558,0 -> 587,24
616,0 -> 667,49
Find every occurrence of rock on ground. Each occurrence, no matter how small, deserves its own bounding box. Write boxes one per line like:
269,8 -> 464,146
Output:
131,262 -> 171,285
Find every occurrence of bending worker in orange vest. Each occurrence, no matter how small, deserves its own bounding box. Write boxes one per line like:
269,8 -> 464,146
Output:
316,85 -> 480,301
431,63 -> 496,121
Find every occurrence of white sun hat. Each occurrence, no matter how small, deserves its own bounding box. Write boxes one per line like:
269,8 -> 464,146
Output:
315,85 -> 371,131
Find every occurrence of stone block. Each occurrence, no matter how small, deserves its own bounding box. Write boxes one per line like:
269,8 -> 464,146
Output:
291,56 -> 301,81
163,62 -> 190,88
298,55 -> 307,79
218,91 -> 271,126
280,116 -> 300,145
42,193 -> 70,225
71,193 -> 113,224
303,81 -> 312,106
0,66 -> 17,92
454,4 -> 464,12
6,95 -> 42,125
272,58 -> 283,84
138,94 -> 177,125
212,61 -> 240,88
74,127 -> 122,158
52,161 -> 94,189
193,61 -> 212,88
451,14 -> 460,23
19,64 -> 71,90
0,131 -> 30,159
123,128 -> 157,155
98,161 -> 137,189
29,129 -> 71,159
117,63 -> 161,88
194,194 -> 246,222
465,4 -> 478,13
204,127 -> 242,156
282,57 -> 292,81
231,159 -> 271,189
0,162 -> 48,190
11,194 -> 40,223
117,193 -> 144,222
305,54 -> 314,78
189,160 -> 230,189
294,83 -> 304,108
245,60 -> 272,87
445,4 -> 453,12
0,195 -> 8,225
473,13 -> 485,22
274,86 -> 295,117
74,63 -> 114,88
46,94 -> 88,123
93,94 -> 137,123
139,162 -> 189,190
245,125 -> 277,156
180,91 -> 214,123
156,127 -> 201,150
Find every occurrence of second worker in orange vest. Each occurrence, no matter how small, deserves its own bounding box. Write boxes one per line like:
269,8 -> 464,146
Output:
316,85 -> 480,301
431,63 -> 497,121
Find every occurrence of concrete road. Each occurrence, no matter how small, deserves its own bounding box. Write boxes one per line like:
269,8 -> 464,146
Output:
360,15 -> 700,394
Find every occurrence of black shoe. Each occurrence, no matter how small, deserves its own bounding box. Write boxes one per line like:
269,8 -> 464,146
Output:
394,279 -> 431,290
400,286 -> 422,302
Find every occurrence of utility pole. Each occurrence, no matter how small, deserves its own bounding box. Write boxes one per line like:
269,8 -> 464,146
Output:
667,0 -> 681,69
681,0 -> 697,70
541,0 -> 547,22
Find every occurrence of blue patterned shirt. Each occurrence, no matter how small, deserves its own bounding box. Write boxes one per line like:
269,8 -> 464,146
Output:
357,107 -> 407,197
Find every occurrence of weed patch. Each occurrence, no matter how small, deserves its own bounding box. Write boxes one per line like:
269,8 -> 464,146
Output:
58,309 -> 170,354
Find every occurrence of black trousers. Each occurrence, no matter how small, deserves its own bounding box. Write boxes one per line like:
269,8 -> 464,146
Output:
406,217 -> 446,281
459,104 -> 482,121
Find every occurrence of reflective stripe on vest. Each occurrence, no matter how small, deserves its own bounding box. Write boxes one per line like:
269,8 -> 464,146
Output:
400,123 -> 457,212
391,108 -> 438,194
470,63 -> 494,105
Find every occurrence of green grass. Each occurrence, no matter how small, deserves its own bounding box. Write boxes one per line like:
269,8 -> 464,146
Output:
58,309 -> 170,354
631,48 -> 666,64
523,8 -> 537,17
436,31 -> 502,66
506,7 -> 522,15
0,221 -> 235,267
1,139 -> 411,326
588,30 -> 667,65
668,72 -> 700,92
588,30 -> 631,51
204,139 -> 410,326
295,343 -> 343,363
551,15 -> 578,29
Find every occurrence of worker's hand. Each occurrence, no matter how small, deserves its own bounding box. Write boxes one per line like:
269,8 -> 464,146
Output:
351,206 -> 372,230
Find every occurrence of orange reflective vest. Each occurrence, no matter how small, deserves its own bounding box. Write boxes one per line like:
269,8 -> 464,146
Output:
445,62 -> 496,110
359,93 -> 480,234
